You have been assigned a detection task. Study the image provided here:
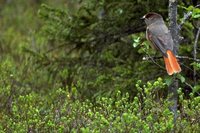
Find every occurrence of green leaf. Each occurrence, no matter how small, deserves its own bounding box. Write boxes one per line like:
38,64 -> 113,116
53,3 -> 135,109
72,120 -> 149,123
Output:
191,62 -> 200,70
193,85 -> 200,93
193,8 -> 200,14
180,5 -> 194,11
187,5 -> 194,11
193,14 -> 200,19
164,76 -> 173,86
177,74 -> 185,83
132,37 -> 140,48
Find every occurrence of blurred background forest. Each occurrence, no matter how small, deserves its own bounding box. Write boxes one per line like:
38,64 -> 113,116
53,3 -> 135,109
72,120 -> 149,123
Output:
0,0 -> 199,132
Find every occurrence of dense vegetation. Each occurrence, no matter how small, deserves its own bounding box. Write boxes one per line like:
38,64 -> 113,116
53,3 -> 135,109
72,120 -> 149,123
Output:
0,0 -> 199,132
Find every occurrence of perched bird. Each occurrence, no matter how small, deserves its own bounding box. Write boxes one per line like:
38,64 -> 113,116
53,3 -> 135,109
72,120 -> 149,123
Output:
142,12 -> 181,75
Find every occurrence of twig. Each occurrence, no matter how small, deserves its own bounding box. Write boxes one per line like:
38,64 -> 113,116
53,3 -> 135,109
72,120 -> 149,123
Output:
178,11 -> 192,31
178,4 -> 200,31
143,55 -> 200,62
193,27 -> 200,85
177,55 -> 200,62
142,56 -> 162,60
142,54 -> 165,70
180,62 -> 194,72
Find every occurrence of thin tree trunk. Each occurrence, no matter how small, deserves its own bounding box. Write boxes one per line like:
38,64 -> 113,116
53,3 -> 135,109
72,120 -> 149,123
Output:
168,77 -> 178,123
169,0 -> 179,54
168,0 -> 179,125
193,27 -> 200,85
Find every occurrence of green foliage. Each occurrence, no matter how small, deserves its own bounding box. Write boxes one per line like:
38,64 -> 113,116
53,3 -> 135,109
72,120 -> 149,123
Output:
0,78 -> 199,132
0,0 -> 200,132
191,62 -> 200,70
33,0 -> 171,98
180,5 -> 200,19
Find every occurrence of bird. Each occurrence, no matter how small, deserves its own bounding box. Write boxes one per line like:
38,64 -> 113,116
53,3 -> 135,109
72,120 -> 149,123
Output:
142,12 -> 181,75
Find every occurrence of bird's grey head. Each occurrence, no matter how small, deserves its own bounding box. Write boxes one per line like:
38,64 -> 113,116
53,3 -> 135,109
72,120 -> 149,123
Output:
142,12 -> 163,25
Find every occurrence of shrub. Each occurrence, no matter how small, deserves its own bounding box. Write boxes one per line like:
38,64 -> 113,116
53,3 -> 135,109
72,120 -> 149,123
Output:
0,78 -> 199,132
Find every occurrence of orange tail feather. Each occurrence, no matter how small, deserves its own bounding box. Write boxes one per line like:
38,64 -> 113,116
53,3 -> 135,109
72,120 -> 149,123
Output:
164,56 -> 173,75
164,50 -> 181,75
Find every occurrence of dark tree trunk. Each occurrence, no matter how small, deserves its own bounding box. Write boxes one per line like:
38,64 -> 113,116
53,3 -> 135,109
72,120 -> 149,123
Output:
168,0 -> 179,124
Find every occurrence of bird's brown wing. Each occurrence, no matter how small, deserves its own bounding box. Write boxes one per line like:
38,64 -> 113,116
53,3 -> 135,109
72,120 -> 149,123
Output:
147,24 -> 174,57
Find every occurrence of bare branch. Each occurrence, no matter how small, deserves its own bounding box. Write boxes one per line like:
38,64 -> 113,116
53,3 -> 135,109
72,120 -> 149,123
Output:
178,4 -> 200,31
143,55 -> 200,62
142,55 -> 165,70
177,55 -> 200,62
178,11 -> 192,31
193,27 -> 200,85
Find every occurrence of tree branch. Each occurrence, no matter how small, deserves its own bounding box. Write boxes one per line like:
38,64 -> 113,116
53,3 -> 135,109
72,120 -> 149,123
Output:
178,11 -> 192,31
142,55 -> 165,70
143,55 -> 200,62
193,27 -> 200,85
168,0 -> 179,125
